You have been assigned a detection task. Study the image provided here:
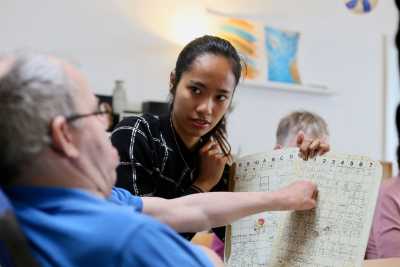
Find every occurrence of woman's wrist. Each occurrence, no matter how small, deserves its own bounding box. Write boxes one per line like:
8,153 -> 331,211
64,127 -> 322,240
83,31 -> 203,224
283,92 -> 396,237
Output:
190,184 -> 205,193
193,178 -> 215,192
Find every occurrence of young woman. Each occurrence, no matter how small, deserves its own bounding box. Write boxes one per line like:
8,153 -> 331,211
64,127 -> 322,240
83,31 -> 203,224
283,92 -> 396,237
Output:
111,36 -> 240,200
111,35 -> 328,241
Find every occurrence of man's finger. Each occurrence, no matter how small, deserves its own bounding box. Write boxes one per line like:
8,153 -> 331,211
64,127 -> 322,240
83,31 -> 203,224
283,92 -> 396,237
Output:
309,140 -> 321,159
309,139 -> 321,151
318,144 -> 330,155
312,188 -> 319,200
296,131 -> 305,146
300,143 -> 311,160
308,198 -> 317,209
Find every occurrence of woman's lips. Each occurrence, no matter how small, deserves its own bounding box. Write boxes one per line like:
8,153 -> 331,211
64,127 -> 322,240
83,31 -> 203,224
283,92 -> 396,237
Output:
190,118 -> 211,129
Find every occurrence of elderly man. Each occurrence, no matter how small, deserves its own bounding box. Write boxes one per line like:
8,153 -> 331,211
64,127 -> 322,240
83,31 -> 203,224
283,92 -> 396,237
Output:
0,53 -> 319,267
275,110 -> 329,153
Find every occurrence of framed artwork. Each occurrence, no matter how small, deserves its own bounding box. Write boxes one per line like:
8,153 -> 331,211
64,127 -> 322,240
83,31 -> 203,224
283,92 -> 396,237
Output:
208,13 -> 332,95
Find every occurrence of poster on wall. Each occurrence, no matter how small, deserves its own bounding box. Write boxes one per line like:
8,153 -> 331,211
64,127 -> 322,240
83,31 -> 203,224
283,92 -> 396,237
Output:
215,18 -> 263,82
208,11 -> 331,94
264,26 -> 301,84
211,16 -> 303,85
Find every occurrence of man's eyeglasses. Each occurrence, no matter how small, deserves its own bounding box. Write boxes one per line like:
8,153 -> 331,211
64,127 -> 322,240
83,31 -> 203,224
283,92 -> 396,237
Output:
66,102 -> 113,130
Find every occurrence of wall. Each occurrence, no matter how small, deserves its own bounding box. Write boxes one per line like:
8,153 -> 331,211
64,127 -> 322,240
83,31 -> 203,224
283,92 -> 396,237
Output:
227,0 -> 398,159
0,0 -> 180,104
385,36 -> 400,172
0,0 -> 398,160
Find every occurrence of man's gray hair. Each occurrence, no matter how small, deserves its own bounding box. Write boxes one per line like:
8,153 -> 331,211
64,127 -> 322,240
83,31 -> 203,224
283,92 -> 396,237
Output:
0,53 -> 77,182
276,110 -> 329,146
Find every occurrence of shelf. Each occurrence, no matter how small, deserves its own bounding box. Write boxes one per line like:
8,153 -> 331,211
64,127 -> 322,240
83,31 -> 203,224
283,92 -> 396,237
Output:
239,81 -> 335,96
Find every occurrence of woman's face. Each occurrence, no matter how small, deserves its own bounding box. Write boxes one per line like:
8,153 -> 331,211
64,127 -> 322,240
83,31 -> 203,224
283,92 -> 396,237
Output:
171,53 -> 236,147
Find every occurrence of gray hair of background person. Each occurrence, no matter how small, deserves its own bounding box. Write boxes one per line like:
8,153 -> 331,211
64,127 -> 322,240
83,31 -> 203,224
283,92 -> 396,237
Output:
276,110 -> 329,146
0,53 -> 77,182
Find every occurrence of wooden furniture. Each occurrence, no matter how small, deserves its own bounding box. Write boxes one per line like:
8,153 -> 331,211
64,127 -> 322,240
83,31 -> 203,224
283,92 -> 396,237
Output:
0,188 -> 40,267
380,161 -> 393,181
191,231 -> 214,248
363,257 -> 400,267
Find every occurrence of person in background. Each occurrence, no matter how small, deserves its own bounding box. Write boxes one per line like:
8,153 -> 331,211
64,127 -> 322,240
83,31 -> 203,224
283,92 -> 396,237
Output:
365,103 -> 400,259
275,110 -> 329,150
364,0 -> 400,259
210,110 -> 330,258
0,52 -> 320,267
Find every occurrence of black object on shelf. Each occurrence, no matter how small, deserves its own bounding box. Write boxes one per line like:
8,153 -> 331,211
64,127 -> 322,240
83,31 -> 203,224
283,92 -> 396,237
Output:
95,94 -> 119,132
141,101 -> 170,116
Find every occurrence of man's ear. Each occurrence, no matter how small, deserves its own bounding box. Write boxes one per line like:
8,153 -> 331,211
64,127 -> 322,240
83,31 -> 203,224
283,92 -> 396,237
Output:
274,144 -> 283,150
50,116 -> 79,158
169,71 -> 176,92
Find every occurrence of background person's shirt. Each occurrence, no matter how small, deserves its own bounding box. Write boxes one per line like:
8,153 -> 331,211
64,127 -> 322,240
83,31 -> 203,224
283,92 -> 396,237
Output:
4,186 -> 213,267
366,175 -> 400,259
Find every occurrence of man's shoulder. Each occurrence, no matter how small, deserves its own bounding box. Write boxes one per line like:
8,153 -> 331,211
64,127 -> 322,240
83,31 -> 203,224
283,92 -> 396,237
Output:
109,187 -> 143,211
85,198 -> 158,238
120,217 -> 214,267
83,210 -> 213,267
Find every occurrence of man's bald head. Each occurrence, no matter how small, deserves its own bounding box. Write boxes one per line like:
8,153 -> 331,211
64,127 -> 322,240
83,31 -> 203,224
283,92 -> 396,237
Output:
0,55 -> 15,78
276,110 -> 329,147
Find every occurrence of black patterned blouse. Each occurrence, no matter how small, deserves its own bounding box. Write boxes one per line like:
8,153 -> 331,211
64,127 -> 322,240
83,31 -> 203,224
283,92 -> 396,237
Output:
111,113 -> 228,239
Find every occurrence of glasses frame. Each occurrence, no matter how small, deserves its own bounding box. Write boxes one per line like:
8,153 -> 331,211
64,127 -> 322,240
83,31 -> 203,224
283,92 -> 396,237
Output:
65,102 -> 113,129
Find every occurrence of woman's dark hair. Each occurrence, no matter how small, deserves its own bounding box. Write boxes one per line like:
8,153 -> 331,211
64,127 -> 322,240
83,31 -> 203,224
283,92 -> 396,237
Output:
170,35 -> 242,157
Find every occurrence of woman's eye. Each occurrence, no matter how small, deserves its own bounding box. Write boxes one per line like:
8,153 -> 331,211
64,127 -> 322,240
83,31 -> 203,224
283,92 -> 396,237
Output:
190,86 -> 201,95
217,95 -> 228,101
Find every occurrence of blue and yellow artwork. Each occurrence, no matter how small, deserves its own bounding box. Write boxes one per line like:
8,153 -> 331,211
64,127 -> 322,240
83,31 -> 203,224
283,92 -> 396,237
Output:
217,18 -> 259,80
344,0 -> 378,14
264,26 -> 301,84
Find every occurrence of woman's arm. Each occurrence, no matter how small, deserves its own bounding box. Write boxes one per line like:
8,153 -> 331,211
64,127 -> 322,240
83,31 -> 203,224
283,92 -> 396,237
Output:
142,180 -> 317,233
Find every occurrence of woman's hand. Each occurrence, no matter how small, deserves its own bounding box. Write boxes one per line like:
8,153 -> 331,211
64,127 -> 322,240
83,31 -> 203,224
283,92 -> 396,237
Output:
296,131 -> 330,160
193,138 -> 228,192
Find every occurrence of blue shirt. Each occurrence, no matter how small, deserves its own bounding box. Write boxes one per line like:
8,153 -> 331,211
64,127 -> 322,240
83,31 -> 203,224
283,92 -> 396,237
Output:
4,186 -> 213,267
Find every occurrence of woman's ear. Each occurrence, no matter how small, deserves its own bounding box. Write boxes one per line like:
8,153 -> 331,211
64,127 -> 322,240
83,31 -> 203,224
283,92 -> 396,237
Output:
50,116 -> 79,158
169,71 -> 176,92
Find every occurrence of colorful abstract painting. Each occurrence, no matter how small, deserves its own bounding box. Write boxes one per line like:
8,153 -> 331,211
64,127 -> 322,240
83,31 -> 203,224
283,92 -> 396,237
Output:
264,26 -> 301,84
344,0 -> 378,14
216,18 -> 260,80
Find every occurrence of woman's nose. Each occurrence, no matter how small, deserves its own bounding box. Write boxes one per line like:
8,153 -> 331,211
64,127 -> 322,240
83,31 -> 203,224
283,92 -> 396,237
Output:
196,98 -> 213,115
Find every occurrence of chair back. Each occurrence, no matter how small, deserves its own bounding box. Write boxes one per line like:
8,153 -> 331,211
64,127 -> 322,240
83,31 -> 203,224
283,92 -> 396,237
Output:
0,187 -> 40,267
